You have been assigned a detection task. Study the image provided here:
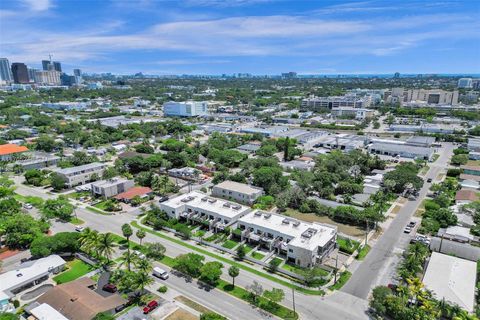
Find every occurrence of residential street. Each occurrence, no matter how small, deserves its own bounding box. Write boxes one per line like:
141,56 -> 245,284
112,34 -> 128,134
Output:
341,143 -> 454,299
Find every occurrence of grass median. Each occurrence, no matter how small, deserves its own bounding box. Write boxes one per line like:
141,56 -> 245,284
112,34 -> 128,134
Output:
131,221 -> 325,295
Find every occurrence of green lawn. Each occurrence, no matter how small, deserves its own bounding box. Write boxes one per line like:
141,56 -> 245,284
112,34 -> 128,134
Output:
251,251 -> 265,260
53,260 -> 94,284
222,239 -> 239,249
329,271 -> 352,291
336,237 -> 360,255
14,194 -> 44,207
355,245 -> 371,260
86,206 -> 109,215
243,244 -> 254,254
70,217 -> 84,225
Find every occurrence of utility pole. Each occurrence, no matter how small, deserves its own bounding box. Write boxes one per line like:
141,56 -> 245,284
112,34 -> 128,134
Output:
334,253 -> 338,284
365,219 -> 369,246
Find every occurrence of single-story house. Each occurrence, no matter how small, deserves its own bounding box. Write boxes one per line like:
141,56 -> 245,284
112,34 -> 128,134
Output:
114,186 -> 153,203
0,144 -> 29,161
455,189 -> 479,205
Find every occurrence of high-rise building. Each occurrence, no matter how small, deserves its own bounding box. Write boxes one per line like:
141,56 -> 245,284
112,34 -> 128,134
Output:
281,72 -> 297,79
385,88 -> 459,105
458,78 -> 473,88
42,60 -> 52,71
35,70 -> 61,85
53,61 -> 62,72
0,58 -> 13,83
27,68 -> 39,83
73,69 -> 82,77
11,63 -> 29,84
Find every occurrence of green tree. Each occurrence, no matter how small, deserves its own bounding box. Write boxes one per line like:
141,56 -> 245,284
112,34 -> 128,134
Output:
97,232 -> 116,265
263,288 -> 285,306
173,253 -> 205,278
200,261 -> 223,286
236,244 -> 246,260
144,242 -> 166,260
35,134 -> 57,152
92,313 -> 115,320
228,265 -> 240,287
200,312 -> 227,320
50,172 -> 66,190
41,196 -> 74,221
246,280 -> 263,303
122,223 -> 133,271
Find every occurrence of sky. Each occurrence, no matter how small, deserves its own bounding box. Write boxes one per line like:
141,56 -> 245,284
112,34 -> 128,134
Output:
0,0 -> 479,75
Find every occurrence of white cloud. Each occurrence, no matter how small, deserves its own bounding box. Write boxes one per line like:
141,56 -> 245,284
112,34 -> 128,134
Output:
21,0 -> 52,11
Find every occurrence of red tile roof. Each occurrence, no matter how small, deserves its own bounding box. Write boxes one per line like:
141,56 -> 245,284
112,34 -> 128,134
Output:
0,144 -> 28,156
115,186 -> 152,200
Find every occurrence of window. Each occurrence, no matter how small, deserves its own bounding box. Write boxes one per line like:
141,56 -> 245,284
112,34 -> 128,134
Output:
288,249 -> 293,253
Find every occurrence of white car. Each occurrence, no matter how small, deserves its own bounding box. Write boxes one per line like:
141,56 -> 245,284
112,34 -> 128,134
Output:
23,203 -> 33,209
75,226 -> 85,232
153,267 -> 169,280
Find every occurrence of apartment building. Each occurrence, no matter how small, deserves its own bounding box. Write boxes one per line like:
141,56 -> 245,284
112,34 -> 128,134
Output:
301,95 -> 371,111
212,180 -> 264,205
159,191 -> 251,230
163,101 -> 208,117
53,162 -> 107,188
237,211 -> 337,267
91,178 -> 134,199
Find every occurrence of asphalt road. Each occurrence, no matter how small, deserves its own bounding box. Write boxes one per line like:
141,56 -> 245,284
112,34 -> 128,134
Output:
341,143 -> 454,299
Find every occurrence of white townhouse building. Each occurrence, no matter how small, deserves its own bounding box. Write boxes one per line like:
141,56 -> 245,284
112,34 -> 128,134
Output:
159,191 -> 251,230
52,162 -> 107,188
237,211 -> 337,267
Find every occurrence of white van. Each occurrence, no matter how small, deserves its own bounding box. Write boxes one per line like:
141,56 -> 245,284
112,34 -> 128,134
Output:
153,267 -> 169,280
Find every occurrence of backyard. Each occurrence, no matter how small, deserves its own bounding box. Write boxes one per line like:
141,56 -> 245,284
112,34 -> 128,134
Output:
53,259 -> 94,284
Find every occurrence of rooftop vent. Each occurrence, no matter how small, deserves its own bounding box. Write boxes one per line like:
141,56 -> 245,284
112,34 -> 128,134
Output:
264,213 -> 272,219
201,197 -> 208,201
282,218 -> 290,224
232,205 -> 241,210
223,203 -> 231,208
208,199 -> 217,203
292,221 -> 301,227
254,211 -> 262,217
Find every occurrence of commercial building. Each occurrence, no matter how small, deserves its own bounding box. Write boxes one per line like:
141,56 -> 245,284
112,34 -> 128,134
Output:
386,88 -> 459,105
163,101 -> 208,117
0,58 -> 13,83
0,143 -> 29,161
331,107 -> 374,120
301,95 -> 371,111
422,252 -> 476,313
237,211 -> 337,267
240,126 -> 289,137
11,63 -> 29,84
91,178 -> 135,199
159,191 -> 251,230
36,278 -> 126,320
313,134 -> 366,151
367,142 -> 434,161
0,255 -> 65,301
458,78 -> 473,88
212,180 -> 264,205
53,162 -> 107,188
389,123 -> 455,134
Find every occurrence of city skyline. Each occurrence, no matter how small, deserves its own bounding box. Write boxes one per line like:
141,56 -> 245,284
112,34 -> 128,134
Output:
0,0 -> 479,75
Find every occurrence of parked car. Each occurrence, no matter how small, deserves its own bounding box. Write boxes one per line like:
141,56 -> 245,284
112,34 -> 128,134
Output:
133,251 -> 146,259
75,226 -> 85,232
102,283 -> 117,293
158,196 -> 169,203
427,178 -> 432,183
408,221 -> 416,227
143,300 -> 158,314
403,226 -> 412,233
23,203 -> 33,209
153,267 -> 169,280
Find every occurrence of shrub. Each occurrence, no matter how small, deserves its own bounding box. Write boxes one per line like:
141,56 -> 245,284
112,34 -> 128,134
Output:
157,285 -> 168,293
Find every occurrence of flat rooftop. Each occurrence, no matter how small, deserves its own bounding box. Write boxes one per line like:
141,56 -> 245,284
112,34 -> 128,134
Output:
162,191 -> 250,219
423,252 -> 476,312
54,162 -> 105,175
91,177 -> 132,188
238,210 -> 337,249
213,180 -> 263,195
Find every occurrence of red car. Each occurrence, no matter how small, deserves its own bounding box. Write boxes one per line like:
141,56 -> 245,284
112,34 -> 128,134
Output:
143,300 -> 158,314
102,284 -> 117,293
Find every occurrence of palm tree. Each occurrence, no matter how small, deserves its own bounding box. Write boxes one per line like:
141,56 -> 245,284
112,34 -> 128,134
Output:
136,229 -> 146,245
97,232 -> 116,266
122,224 -> 133,271
133,271 -> 154,297
228,266 -> 239,288
134,258 -> 152,274
79,228 -> 100,257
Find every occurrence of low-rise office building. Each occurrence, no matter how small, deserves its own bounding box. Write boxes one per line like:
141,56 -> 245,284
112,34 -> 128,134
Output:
331,107 -> 374,120
301,95 -> 371,111
53,162 -> 107,188
212,180 -> 264,205
367,142 -> 434,161
91,178 -> 135,199
159,191 -> 251,230
237,211 -> 337,267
